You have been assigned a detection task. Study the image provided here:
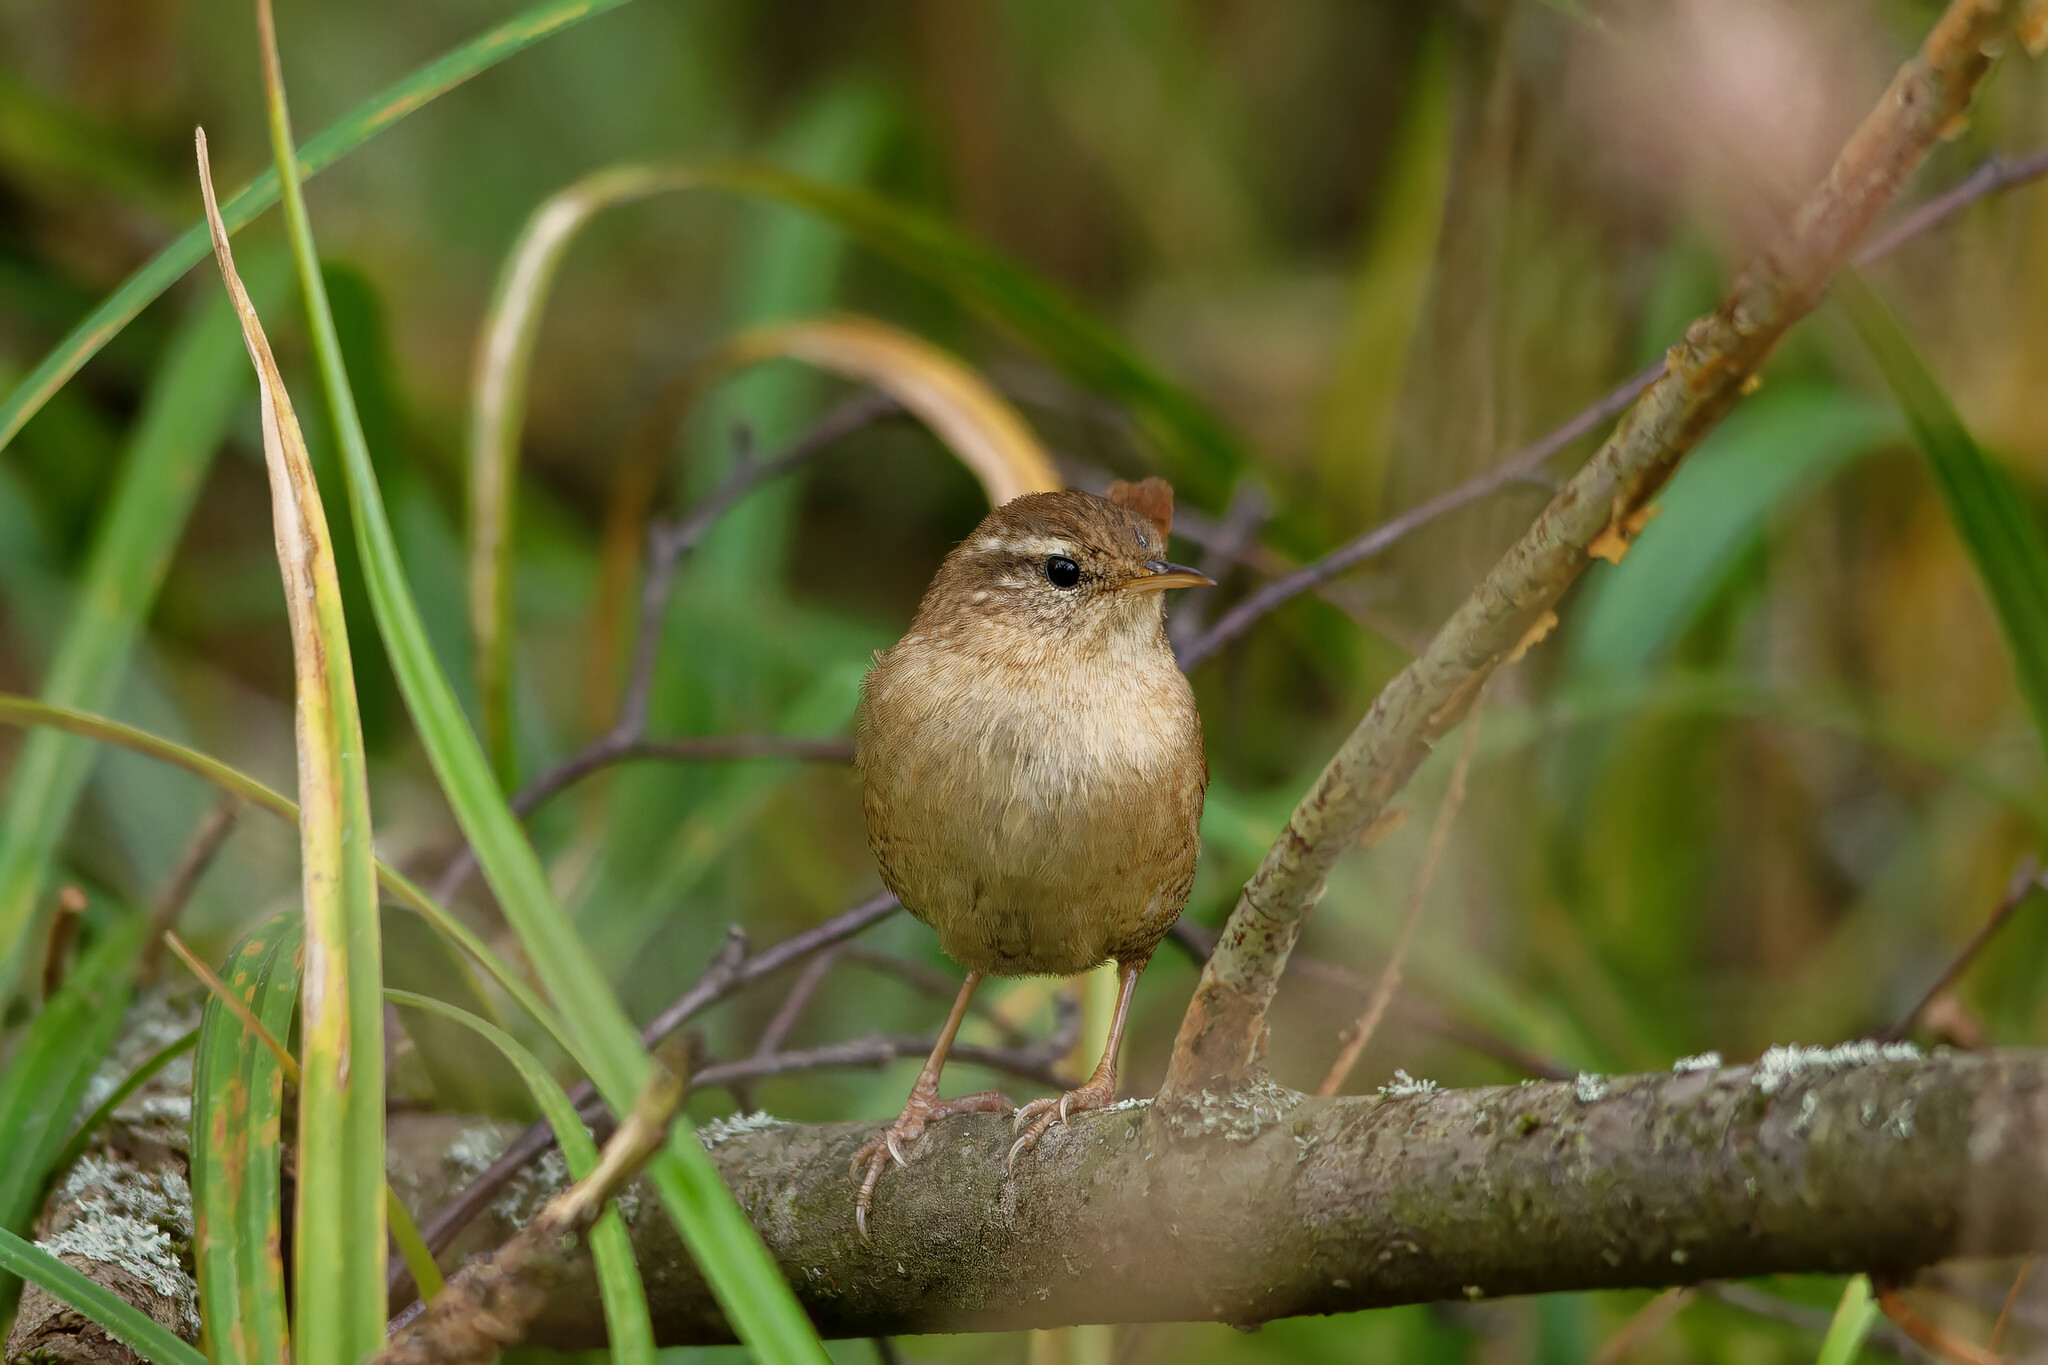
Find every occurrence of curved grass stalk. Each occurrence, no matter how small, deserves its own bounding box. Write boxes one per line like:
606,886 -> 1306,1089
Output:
464,160 -> 1217,769
0,693 -> 576,1063
0,0 -> 638,458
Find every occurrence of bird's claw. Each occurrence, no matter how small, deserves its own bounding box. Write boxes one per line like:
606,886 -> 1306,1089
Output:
849,1087 -> 1011,1240
1005,1080 -> 1117,1173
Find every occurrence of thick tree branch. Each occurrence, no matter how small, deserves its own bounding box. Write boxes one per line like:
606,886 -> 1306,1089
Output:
372,1048 -> 2048,1345
1161,0 -> 2031,1097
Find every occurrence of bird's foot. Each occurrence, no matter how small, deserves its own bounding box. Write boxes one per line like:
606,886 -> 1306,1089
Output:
851,1087 -> 1010,1241
1006,1075 -> 1118,1173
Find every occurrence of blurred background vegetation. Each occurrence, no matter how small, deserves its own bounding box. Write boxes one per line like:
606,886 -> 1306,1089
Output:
1,0 -> 2046,1360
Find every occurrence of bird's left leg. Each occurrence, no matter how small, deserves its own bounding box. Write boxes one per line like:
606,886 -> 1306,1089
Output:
850,969 -> 1011,1239
1008,952 -> 1147,1170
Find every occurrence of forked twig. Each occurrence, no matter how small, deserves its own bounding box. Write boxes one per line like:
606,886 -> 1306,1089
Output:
433,391 -> 897,902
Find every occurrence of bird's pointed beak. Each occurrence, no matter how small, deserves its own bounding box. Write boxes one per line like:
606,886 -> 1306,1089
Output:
1122,559 -> 1215,594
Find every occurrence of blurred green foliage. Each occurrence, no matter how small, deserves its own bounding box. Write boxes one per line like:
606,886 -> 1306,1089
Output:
2,0 -> 2046,1361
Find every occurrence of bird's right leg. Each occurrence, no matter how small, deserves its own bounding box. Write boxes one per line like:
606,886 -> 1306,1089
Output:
850,968 -> 1010,1239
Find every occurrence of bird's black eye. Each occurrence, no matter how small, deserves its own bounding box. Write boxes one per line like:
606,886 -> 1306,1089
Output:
1045,556 -> 1081,589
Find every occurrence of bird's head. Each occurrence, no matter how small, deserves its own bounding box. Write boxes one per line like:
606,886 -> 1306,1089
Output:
915,478 -> 1213,648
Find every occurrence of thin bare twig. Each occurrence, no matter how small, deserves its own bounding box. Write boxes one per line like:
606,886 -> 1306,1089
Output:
433,390 -> 898,903
693,1004 -> 1082,1096
1168,482 -> 1268,658
840,946 -> 1036,1048
1164,920 -> 1572,1081
1590,1287 -> 1693,1365
138,796 -> 239,981
405,894 -> 901,1291
1877,1286 -> 2012,1365
1317,706 -> 1483,1097
1990,1256 -> 2035,1354
1174,146 -> 2048,673
1882,856 -> 2047,1042
752,945 -> 845,1059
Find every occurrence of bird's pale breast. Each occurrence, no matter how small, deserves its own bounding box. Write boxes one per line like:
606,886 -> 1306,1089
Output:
857,627 -> 1205,977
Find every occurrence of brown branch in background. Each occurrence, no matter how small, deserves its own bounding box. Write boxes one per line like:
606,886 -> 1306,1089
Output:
405,893 -> 902,1293
38,883 -> 88,1000
433,390 -> 897,903
1704,1284 -> 1919,1360
1877,1287 -> 2011,1365
751,945 -> 844,1060
374,1061 -> 687,1365
137,796 -> 239,981
692,1011 -> 1081,1096
1172,146 -> 2048,673
1991,1256 -> 2035,1354
1160,0 -> 2031,1099
1164,920 -> 1572,1081
839,946 -> 1036,1048
1882,856 -> 2046,1043
1589,1287 -> 1692,1365
1317,706 -> 1482,1097
1167,482 -> 1268,659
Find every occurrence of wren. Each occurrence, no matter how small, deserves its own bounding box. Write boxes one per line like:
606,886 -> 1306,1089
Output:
850,477 -> 1211,1234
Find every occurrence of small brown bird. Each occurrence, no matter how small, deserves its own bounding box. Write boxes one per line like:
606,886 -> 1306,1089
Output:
851,477 -> 1210,1233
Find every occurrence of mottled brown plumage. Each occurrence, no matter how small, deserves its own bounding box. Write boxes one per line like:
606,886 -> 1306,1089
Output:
848,478 -> 1210,1235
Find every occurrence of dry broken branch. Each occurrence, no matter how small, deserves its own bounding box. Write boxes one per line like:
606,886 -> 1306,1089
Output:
1160,0 -> 2033,1098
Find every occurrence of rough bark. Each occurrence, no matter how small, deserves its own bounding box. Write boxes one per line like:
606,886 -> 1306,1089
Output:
424,1048 -> 2045,1346
18,1046 -> 2048,1356
1161,0 -> 2032,1096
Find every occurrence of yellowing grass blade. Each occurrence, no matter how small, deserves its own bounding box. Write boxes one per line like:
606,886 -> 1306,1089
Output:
196,126 -> 387,1365
716,315 -> 1061,502
190,916 -> 300,1365
468,165 -> 703,780
250,6 -> 825,1352
464,161 -> 1188,769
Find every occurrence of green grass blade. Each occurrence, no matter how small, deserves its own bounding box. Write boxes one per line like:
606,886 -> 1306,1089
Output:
199,111 -> 386,1363
0,695 -> 577,1056
0,267 -> 283,1003
0,1227 -> 207,1365
190,916 -> 300,1365
0,0 -> 638,458
385,989 -> 655,1365
1567,387 -> 1900,686
1835,268 -> 2048,763
254,16 -> 825,1355
49,1027 -> 198,1181
0,914 -> 147,1315
1815,1275 -> 1878,1365
381,906 -> 532,1118
386,1185 -> 446,1303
